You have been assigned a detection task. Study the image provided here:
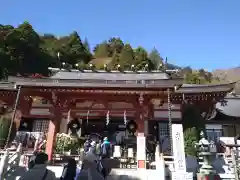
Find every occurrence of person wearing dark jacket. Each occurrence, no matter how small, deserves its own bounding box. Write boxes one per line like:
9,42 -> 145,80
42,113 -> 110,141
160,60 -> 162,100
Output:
28,151 -> 38,169
19,152 -> 56,180
60,158 -> 77,180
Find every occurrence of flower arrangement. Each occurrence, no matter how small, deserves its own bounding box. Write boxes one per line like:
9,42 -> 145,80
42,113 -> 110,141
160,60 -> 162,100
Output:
55,133 -> 79,154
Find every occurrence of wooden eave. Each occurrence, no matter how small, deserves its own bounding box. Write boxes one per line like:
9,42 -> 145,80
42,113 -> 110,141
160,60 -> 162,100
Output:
211,109 -> 240,121
0,80 -> 236,98
175,82 -> 236,93
0,82 -> 16,91
14,78 -> 183,89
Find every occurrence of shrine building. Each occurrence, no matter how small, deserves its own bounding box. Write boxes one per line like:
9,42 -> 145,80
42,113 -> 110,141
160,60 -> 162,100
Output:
0,68 -> 236,162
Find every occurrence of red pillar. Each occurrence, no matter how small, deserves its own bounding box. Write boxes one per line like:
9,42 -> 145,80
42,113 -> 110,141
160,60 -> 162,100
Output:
45,112 -> 60,161
137,114 -> 144,133
136,93 -> 146,169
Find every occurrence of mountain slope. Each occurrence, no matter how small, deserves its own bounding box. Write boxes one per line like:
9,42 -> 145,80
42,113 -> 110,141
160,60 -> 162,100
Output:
212,67 -> 240,93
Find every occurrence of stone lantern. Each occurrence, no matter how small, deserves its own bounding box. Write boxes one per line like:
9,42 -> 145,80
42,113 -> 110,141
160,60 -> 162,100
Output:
195,131 -> 220,180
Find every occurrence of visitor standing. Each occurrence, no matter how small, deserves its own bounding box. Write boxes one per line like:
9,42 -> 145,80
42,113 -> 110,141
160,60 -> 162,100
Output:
95,139 -> 102,158
101,137 -> 111,159
83,140 -> 90,153
28,150 -> 38,169
99,137 -> 112,178
89,141 -> 96,154
19,152 -> 56,180
60,158 -> 77,180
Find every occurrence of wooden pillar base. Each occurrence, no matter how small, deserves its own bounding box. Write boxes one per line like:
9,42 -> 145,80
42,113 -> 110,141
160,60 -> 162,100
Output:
197,174 -> 220,180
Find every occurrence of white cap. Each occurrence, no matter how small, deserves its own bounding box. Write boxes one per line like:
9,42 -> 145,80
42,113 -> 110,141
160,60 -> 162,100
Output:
91,141 -> 96,146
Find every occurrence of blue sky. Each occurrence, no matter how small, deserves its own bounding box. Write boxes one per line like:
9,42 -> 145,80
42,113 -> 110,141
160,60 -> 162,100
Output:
1,0 -> 240,71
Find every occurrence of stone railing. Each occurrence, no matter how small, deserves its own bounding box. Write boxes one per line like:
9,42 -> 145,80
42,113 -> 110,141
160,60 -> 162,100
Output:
0,143 -> 22,179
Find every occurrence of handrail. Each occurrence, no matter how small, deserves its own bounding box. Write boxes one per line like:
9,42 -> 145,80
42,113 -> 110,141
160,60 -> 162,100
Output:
8,151 -> 18,164
0,143 -> 22,179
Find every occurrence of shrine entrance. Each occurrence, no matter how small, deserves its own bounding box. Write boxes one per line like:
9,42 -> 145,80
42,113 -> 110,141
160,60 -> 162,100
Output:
80,117 -> 137,145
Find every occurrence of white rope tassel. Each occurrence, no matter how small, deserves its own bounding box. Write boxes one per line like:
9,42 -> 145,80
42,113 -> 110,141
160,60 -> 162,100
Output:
67,109 -> 71,123
106,111 -> 110,125
124,110 -> 127,125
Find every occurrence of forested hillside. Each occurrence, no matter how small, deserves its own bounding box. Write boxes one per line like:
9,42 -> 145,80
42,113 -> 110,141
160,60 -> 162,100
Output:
0,22 -> 220,84
212,67 -> 240,93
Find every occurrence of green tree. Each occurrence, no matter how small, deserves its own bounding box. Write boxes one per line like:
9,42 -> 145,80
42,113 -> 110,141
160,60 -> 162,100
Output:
117,44 -> 135,69
108,37 -> 124,56
148,48 -> 163,70
111,50 -> 120,68
0,113 -> 17,148
66,31 -> 91,65
4,22 -> 46,75
182,104 -> 205,156
0,21 -> 223,82
182,104 -> 205,133
184,127 -> 198,156
184,72 -> 207,84
83,38 -> 91,53
134,47 -> 154,70
94,42 -> 109,58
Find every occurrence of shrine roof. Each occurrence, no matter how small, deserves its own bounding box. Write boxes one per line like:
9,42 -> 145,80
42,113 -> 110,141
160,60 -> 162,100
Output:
0,73 -> 235,94
5,71 -> 184,89
49,71 -> 171,80
0,82 -> 16,91
216,94 -> 240,117
175,83 -> 235,93
13,78 -> 183,89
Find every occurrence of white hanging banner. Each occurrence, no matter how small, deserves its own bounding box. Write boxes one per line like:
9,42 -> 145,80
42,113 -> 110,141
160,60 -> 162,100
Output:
172,124 -> 186,172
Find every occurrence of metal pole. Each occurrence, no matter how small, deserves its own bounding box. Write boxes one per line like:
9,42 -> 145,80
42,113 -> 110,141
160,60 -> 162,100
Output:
167,88 -> 173,155
4,85 -> 21,149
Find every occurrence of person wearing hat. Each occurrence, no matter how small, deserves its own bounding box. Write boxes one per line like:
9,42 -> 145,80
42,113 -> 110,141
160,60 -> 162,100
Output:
89,141 -> 97,154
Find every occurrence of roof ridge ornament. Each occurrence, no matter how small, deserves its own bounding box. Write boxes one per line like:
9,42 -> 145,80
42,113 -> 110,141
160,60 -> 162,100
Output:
131,65 -> 135,72
117,64 -> 121,72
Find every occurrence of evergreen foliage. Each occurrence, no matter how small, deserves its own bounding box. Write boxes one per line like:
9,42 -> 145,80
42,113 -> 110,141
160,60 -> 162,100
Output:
0,22 -> 219,83
0,114 -> 16,147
